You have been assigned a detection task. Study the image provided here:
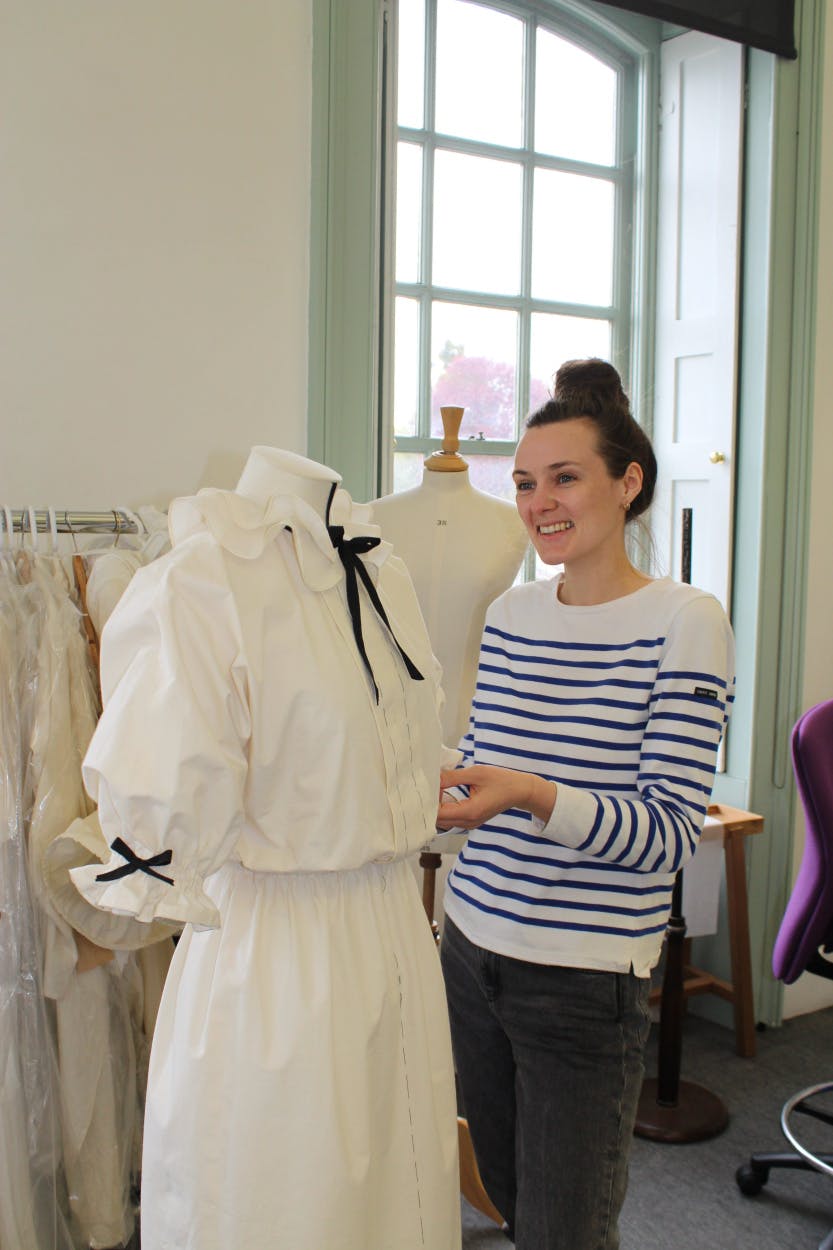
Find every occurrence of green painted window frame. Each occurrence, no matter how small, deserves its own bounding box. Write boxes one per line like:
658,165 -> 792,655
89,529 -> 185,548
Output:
309,0 -> 661,502
308,0 -> 389,502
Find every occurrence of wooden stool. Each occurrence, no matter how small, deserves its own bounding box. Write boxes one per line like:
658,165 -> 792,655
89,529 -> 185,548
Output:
458,1117 -> 503,1226
419,849 -> 442,944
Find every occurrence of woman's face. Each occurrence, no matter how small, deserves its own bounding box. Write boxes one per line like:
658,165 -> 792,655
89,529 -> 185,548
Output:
512,418 -> 641,569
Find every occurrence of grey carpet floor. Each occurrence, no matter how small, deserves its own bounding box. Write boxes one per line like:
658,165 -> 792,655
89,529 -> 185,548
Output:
461,1005 -> 833,1250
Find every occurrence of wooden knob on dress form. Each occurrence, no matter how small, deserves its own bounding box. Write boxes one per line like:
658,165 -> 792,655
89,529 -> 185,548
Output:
424,405 -> 469,472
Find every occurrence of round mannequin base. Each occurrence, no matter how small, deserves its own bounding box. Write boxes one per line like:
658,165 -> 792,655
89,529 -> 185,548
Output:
634,1078 -> 729,1142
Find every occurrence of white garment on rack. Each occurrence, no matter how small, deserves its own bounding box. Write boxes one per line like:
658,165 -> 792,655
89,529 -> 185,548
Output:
27,560 -> 98,998
25,559 -> 136,1249
85,550 -> 145,637
0,556 -> 76,1250
72,453 -> 461,1250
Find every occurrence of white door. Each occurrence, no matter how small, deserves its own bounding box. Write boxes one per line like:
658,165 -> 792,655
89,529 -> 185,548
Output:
650,32 -> 744,612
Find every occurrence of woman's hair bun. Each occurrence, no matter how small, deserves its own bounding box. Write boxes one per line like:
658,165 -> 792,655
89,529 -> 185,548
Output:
552,359 -> 630,417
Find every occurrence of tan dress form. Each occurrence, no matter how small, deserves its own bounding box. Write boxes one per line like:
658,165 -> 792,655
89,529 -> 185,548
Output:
372,408 -> 528,746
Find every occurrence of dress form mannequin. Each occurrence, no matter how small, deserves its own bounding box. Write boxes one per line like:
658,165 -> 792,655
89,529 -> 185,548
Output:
371,409 -> 528,914
236,445 -> 337,515
71,445 -> 462,1250
372,409 -> 528,746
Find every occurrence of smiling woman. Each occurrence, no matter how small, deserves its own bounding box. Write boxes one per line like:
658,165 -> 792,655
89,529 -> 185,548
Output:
435,358 -> 735,1250
513,358 -> 657,604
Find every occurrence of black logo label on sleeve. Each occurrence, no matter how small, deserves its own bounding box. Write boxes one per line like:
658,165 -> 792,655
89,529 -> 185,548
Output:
694,686 -> 719,700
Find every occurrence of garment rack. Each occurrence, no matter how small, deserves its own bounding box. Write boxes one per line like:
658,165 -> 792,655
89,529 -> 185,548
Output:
1,508 -> 139,682
2,509 -> 141,536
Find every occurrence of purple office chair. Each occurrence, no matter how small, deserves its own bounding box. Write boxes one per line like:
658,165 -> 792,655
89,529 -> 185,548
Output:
736,699 -> 833,1248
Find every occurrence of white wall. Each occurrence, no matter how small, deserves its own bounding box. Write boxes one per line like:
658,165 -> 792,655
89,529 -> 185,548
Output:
0,0 -> 311,511
782,10 -> 833,1019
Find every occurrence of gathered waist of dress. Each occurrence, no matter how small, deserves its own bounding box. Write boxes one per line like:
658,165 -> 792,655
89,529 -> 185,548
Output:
221,850 -> 417,884
229,814 -> 438,872
204,855 -> 426,915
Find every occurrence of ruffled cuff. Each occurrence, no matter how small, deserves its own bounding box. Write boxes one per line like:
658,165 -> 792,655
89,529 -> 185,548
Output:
69,829 -> 220,931
50,813 -> 181,950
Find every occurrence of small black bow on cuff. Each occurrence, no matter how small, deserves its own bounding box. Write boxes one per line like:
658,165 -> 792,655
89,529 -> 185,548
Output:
96,836 -> 174,885
328,525 -> 424,703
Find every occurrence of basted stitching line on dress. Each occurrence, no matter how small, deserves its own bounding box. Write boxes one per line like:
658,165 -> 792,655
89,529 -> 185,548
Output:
394,950 -> 426,1245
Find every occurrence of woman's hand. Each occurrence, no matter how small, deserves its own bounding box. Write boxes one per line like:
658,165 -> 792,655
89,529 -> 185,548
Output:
436,765 -> 557,830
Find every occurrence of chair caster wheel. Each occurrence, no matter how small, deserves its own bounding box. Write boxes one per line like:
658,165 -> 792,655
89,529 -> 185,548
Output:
736,1162 -> 767,1196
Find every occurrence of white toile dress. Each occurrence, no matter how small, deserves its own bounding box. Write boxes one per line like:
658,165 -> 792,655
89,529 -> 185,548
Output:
71,457 -> 461,1250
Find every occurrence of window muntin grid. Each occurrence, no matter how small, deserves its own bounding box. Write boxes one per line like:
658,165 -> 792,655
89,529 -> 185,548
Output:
390,0 -> 637,496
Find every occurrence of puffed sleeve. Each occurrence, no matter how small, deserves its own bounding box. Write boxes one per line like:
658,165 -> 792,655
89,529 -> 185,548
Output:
70,536 -> 250,930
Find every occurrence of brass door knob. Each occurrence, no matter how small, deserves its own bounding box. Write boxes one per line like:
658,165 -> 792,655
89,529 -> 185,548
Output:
709,451 -> 726,464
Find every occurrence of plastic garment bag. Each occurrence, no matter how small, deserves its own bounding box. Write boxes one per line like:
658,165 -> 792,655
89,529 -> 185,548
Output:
26,559 -> 138,1249
0,549 -> 142,1250
0,554 -> 76,1250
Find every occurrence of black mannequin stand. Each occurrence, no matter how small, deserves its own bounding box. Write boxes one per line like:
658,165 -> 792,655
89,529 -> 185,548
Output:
635,505 -> 728,1142
634,873 -> 729,1142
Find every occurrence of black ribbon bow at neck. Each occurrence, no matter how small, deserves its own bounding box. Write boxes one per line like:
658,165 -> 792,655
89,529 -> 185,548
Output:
96,836 -> 174,885
328,525 -> 424,703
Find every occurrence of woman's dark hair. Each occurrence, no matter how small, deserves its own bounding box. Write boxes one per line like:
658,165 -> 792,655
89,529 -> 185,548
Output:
525,358 -> 657,520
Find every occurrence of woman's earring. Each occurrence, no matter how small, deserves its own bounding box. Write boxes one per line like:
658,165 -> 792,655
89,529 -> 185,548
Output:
623,498 -> 631,512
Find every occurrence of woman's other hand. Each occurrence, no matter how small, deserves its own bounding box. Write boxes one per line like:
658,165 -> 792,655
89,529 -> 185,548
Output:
436,765 -> 556,830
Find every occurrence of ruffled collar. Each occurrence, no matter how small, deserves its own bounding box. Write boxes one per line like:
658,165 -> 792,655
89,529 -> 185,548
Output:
168,485 -> 392,592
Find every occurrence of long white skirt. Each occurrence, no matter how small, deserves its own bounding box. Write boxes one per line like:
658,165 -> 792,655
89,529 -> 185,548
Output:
140,858 -> 461,1250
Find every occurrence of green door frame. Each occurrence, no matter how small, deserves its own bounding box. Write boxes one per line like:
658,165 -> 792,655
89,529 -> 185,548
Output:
308,0 -> 388,501
703,0 -> 825,1027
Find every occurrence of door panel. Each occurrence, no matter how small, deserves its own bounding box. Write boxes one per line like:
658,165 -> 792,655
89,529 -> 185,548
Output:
651,32 -> 744,613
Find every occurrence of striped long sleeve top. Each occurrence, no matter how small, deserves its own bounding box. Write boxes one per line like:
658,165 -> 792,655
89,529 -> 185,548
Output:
444,573 -> 736,976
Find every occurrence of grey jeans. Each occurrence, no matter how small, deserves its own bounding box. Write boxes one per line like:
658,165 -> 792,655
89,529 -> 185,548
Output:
440,917 -> 651,1250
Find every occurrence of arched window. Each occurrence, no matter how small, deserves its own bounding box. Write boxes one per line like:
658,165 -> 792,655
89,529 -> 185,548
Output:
385,0 -> 649,500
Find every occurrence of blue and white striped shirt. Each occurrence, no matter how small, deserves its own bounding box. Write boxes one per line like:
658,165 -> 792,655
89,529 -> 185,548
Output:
444,574 -> 736,976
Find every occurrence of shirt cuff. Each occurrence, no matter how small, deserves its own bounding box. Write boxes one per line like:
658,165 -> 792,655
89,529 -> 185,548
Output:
533,781 -> 599,849
70,835 -> 220,931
